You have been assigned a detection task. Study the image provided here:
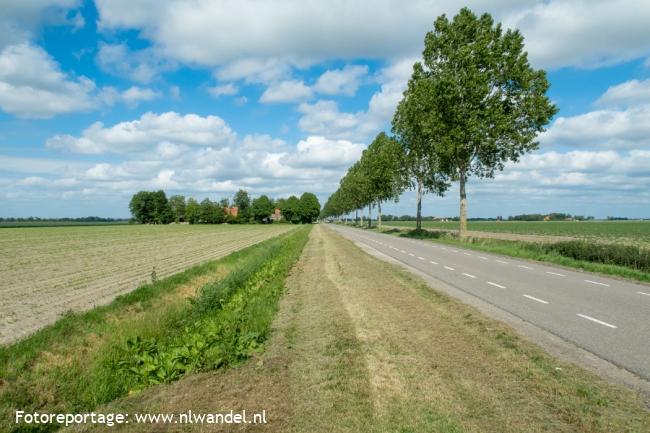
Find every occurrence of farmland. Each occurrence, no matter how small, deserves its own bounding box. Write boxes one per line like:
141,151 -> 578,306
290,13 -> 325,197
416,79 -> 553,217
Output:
0,224 -> 296,344
383,220 -> 650,246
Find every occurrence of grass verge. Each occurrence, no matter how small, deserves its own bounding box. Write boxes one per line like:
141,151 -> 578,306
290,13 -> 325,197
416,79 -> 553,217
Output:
1,226 -> 310,433
352,224 -> 650,283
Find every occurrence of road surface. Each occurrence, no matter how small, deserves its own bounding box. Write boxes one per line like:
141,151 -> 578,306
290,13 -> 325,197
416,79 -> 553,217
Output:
326,224 -> 650,381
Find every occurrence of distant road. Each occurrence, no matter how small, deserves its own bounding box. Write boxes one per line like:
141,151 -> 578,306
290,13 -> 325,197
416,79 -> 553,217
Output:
326,224 -> 650,381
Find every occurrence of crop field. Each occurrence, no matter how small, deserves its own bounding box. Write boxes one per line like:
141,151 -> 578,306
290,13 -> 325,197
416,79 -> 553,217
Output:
383,220 -> 650,246
0,224 -> 296,344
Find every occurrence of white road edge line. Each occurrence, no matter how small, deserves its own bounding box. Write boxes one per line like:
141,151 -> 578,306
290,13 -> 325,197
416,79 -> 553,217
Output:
444,266 -> 455,271
518,265 -> 533,270
576,313 -> 617,329
546,271 -> 566,277
584,279 -> 610,287
487,281 -> 506,289
637,291 -> 650,296
462,273 -> 477,279
523,294 -> 549,304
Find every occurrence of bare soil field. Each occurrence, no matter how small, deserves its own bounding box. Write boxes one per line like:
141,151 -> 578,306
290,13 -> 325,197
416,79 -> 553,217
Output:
71,225 -> 649,433
0,224 -> 296,344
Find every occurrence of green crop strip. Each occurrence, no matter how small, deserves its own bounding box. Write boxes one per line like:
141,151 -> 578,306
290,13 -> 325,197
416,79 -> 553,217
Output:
0,226 -> 310,433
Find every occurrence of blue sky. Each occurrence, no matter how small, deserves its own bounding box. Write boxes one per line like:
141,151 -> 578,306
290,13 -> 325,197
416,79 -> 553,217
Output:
1,1 -> 650,219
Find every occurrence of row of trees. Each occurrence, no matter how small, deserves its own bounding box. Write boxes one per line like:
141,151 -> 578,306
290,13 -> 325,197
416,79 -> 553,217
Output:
321,8 -> 557,238
129,190 -> 320,224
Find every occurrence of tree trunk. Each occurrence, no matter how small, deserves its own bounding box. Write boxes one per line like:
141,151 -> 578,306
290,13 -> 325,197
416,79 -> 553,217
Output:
459,170 -> 468,239
377,201 -> 382,230
360,210 -> 364,227
416,178 -> 423,231
368,204 -> 372,228
355,209 -> 358,225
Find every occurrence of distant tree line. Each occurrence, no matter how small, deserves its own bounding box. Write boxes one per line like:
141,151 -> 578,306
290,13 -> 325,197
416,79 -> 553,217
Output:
0,216 -> 127,222
508,213 -> 594,221
129,189 -> 320,224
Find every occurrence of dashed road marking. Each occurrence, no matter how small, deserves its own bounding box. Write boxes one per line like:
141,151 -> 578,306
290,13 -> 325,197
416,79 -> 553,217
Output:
584,279 -> 610,287
478,256 -> 488,260
576,313 -> 617,329
429,260 -> 438,265
444,266 -> 455,271
546,271 -> 566,277
495,260 -> 508,264
487,281 -> 506,289
400,250 -> 407,254
523,294 -> 549,304
462,273 -> 477,279
518,265 -> 533,270
417,256 -> 425,260
463,252 -> 472,256
637,291 -> 650,296
408,253 -> 415,257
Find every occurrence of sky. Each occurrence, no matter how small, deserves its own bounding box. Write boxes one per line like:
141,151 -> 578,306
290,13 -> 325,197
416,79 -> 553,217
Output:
1,0 -> 650,219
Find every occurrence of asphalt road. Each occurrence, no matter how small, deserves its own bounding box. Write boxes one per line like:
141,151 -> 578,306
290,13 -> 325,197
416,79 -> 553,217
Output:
326,223 -> 650,381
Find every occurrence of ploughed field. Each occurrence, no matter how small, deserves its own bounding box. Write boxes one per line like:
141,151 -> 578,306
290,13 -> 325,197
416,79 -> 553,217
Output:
384,220 -> 650,247
0,224 -> 296,344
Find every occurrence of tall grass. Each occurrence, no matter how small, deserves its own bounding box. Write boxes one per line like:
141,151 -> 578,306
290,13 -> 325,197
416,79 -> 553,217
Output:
0,226 -> 310,433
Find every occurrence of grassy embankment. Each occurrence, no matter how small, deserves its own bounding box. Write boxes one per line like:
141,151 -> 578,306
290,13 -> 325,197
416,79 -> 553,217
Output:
0,225 -> 310,433
67,225 -> 649,433
355,222 -> 650,283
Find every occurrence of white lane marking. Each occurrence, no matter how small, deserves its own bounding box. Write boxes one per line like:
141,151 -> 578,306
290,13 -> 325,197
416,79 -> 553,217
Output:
518,265 -> 533,270
451,249 -> 460,253
429,260 -> 438,265
523,294 -> 549,304
495,260 -> 508,264
417,256 -> 425,260
637,291 -> 650,296
487,281 -> 506,289
462,273 -> 477,279
576,313 -> 617,329
463,252 -> 472,256
478,256 -> 488,260
400,250 -> 407,254
408,253 -> 415,257
441,247 -> 447,250
444,266 -> 455,271
584,279 -> 610,287
546,271 -> 566,277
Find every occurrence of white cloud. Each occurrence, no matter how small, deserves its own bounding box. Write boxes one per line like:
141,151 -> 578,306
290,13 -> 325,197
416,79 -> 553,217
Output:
0,0 -> 81,48
0,43 -> 95,118
297,58 -> 412,141
596,79 -> 650,108
95,1 -> 650,70
214,58 -> 295,84
541,105 -> 650,150
287,136 -> 365,168
314,65 -> 368,96
207,83 -> 238,98
100,86 -> 161,107
46,111 -> 236,154
96,43 -> 174,83
260,80 -> 313,104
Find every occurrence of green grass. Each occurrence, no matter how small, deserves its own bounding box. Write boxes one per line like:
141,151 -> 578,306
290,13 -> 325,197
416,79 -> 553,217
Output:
383,220 -> 650,246
1,226 -> 310,433
364,225 -> 650,283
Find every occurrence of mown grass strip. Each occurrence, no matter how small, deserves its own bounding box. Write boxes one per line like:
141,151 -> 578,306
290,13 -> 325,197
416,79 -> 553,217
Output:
351,224 -> 650,283
0,226 -> 310,433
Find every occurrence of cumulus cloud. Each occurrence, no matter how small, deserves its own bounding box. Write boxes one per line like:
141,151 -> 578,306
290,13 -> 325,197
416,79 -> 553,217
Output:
541,105 -> 650,150
286,136 -> 365,168
260,80 -> 313,103
313,65 -> 368,96
207,83 -> 238,98
100,86 -> 161,107
95,1 -> 650,70
595,79 -> 650,108
0,43 -> 96,118
46,111 -> 236,154
96,42 -> 175,83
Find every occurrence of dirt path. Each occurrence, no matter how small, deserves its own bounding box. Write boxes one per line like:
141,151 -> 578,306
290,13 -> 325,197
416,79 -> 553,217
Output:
72,225 -> 648,432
